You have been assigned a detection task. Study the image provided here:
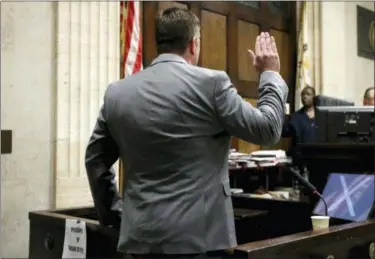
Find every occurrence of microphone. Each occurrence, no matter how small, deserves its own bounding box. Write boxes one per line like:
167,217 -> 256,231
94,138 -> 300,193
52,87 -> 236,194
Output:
289,167 -> 328,216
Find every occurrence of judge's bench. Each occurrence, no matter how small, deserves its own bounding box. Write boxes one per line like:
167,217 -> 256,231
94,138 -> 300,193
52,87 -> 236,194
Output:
28,105 -> 375,259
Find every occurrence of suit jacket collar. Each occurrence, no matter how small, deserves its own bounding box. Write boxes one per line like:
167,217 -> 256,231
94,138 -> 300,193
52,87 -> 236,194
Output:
150,54 -> 188,66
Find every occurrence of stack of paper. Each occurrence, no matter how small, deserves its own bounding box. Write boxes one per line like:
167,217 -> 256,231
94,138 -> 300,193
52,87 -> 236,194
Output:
228,149 -> 291,168
251,150 -> 286,158
249,150 -> 290,166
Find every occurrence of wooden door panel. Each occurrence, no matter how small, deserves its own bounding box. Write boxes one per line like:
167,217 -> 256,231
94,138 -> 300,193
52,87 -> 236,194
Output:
239,140 -> 261,154
237,20 -> 259,82
264,137 -> 291,151
236,19 -> 260,98
201,10 -> 227,70
270,29 -> 292,86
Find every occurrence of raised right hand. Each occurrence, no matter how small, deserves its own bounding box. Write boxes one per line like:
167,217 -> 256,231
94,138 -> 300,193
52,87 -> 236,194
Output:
248,32 -> 280,74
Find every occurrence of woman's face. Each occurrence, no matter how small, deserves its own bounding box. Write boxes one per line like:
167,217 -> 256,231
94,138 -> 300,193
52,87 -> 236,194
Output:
301,88 -> 314,107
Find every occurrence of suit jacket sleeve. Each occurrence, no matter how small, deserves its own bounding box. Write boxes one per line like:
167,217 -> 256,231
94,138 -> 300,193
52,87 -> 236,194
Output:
214,71 -> 288,145
85,89 -> 122,228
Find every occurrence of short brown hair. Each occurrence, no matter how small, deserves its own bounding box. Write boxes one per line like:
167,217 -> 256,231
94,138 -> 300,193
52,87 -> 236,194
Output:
155,7 -> 200,55
364,87 -> 374,99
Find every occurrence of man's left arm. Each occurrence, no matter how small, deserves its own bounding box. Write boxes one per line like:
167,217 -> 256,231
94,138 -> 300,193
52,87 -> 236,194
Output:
85,102 -> 122,228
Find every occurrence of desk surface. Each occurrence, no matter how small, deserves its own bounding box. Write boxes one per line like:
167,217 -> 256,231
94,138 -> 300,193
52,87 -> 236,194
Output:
234,219 -> 375,258
233,208 -> 268,219
232,192 -> 304,204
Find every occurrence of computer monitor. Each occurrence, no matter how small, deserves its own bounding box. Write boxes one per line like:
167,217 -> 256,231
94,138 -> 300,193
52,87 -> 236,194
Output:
315,106 -> 375,143
313,173 -> 374,222
314,95 -> 355,107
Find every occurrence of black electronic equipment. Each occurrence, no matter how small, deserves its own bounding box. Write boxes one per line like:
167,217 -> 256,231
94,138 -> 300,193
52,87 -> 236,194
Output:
314,95 -> 355,107
315,106 -> 375,144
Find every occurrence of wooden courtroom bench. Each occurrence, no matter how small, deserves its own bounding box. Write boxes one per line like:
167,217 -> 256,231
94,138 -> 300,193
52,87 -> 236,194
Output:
29,207 -> 375,259
232,220 -> 375,259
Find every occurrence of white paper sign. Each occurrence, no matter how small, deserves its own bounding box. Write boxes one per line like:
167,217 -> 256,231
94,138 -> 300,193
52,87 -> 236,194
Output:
62,219 -> 87,259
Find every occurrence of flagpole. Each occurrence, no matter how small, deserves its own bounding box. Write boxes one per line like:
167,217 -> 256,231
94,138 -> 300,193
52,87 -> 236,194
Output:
294,1 -> 307,111
118,0 -> 127,197
119,0 -> 143,197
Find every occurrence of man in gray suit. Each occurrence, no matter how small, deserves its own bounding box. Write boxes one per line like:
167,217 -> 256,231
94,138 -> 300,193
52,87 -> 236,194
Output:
85,7 -> 288,258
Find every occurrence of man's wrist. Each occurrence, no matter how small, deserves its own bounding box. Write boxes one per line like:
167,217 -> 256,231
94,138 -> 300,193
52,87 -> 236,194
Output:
260,70 -> 282,79
262,69 -> 280,74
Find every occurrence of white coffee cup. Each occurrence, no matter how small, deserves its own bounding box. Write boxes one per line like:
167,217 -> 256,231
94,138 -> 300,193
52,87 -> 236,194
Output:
311,215 -> 330,231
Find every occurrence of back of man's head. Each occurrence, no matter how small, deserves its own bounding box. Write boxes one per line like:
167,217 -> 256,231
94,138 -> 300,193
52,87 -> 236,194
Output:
363,87 -> 375,106
155,7 -> 200,57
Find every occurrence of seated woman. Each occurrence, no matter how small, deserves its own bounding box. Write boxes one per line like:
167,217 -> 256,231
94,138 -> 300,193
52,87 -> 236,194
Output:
283,85 -> 316,154
282,86 -> 316,183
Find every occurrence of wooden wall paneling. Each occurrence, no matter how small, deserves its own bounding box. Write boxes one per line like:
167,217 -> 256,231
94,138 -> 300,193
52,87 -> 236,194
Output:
238,140 -> 261,154
270,29 -> 292,89
227,3 -> 239,149
263,137 -> 291,151
190,2 -> 202,20
259,1 -> 271,31
141,1 -> 297,154
231,3 -> 261,99
258,1 -> 297,106
237,20 -> 259,83
258,1 -> 289,32
201,10 -> 227,70
190,2 -> 202,66
235,3 -> 261,24
143,2 -> 158,66
227,3 -> 238,89
200,2 -> 230,16
233,18 -> 260,151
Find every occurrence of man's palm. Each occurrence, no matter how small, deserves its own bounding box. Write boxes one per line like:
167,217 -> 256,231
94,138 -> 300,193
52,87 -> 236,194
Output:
248,32 -> 280,74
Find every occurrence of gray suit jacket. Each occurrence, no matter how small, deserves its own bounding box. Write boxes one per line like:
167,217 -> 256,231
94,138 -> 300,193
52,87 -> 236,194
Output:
85,54 -> 288,254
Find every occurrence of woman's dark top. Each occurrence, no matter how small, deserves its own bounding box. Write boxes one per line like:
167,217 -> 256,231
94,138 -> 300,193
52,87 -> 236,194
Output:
282,108 -> 316,160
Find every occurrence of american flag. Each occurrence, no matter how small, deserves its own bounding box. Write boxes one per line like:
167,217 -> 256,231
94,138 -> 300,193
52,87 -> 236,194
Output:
119,0 -> 143,194
120,0 -> 143,78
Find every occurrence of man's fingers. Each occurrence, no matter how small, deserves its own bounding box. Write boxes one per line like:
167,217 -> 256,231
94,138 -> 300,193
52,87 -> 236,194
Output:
265,32 -> 272,53
259,32 -> 267,54
254,36 -> 261,56
271,36 -> 278,54
248,50 -> 256,65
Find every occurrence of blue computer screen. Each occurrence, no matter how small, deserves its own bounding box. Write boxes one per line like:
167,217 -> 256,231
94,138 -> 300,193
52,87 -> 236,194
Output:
313,173 -> 374,222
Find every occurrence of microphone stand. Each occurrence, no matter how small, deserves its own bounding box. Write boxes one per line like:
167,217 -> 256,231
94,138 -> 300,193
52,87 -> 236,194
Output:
313,190 -> 328,217
289,167 -> 329,217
